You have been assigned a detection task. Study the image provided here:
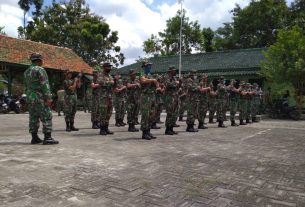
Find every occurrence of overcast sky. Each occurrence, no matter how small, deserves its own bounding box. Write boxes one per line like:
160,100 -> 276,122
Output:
0,0 -> 294,66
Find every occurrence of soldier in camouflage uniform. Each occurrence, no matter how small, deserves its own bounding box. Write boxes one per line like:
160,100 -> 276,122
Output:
24,53 -> 58,145
90,72 -> 100,129
126,69 -> 140,132
140,61 -> 158,140
197,74 -> 210,129
245,83 -> 253,124
114,73 -> 127,127
155,75 -> 165,124
56,88 -> 65,116
208,82 -> 217,124
228,79 -> 240,126
186,70 -> 199,132
239,81 -> 248,125
97,62 -> 115,135
178,75 -> 187,121
216,76 -> 227,128
63,69 -> 81,132
134,76 -> 141,125
164,66 -> 179,135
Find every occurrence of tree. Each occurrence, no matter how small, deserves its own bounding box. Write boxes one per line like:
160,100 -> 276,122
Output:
18,0 -> 43,36
143,10 -> 203,56
215,0 -> 289,50
261,26 -> 305,111
289,0 -> 305,31
22,0 -> 124,67
0,26 -> 6,35
201,27 -> 214,52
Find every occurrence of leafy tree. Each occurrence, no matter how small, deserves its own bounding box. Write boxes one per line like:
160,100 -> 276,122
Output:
215,0 -> 289,50
261,26 -> 305,111
0,26 -> 6,35
201,27 -> 214,52
18,0 -> 43,36
21,0 -> 124,67
289,0 -> 305,30
143,10 -> 203,56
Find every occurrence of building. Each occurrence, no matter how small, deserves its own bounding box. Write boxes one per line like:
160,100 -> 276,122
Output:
119,48 -> 266,86
0,34 -> 93,96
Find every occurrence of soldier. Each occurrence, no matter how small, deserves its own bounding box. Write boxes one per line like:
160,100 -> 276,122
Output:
97,62 -> 115,135
251,83 -> 260,122
139,61 -> 158,140
215,76 -> 227,128
186,70 -> 199,132
134,75 -> 141,125
63,69 -> 81,132
197,74 -> 210,129
155,75 -> 165,124
126,69 -> 140,132
228,79 -> 240,126
208,82 -> 217,124
113,72 -> 127,127
56,87 -> 65,116
245,83 -> 253,124
178,75 -> 187,121
164,66 -> 180,135
239,81 -> 248,125
90,71 -> 100,129
24,53 -> 58,145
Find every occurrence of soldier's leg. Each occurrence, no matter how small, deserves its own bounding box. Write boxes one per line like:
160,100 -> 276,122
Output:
186,99 -> 198,132
209,102 -> 216,123
99,98 -> 108,135
70,95 -> 79,131
64,96 -> 73,132
105,98 -> 114,134
140,94 -> 152,140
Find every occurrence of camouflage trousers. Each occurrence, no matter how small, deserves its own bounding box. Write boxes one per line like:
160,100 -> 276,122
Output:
155,102 -> 163,122
216,98 -> 226,122
239,99 -> 247,120
91,95 -> 100,122
114,96 -> 125,121
230,99 -> 238,120
140,93 -> 155,131
251,98 -> 260,118
209,100 -> 217,120
64,94 -> 77,122
186,97 -> 198,125
99,97 -> 113,126
246,99 -> 252,120
164,95 -> 178,128
179,97 -> 187,117
198,100 -> 208,123
127,99 -> 138,124
57,99 -> 64,113
28,100 -> 52,134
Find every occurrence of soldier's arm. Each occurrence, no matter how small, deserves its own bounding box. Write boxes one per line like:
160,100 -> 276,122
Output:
126,82 -> 139,89
140,76 -> 157,85
38,68 -> 52,101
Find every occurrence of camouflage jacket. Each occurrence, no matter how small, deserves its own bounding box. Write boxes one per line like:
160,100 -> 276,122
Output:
97,72 -> 114,98
24,64 -> 52,103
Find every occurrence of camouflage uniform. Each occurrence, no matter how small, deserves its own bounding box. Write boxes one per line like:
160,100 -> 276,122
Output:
178,79 -> 187,121
126,71 -> 140,131
216,79 -> 227,127
164,69 -> 179,135
197,77 -> 209,129
208,85 -> 217,123
24,53 -> 58,145
24,64 -> 53,134
114,78 -> 127,126
97,69 -> 114,135
155,77 -> 164,124
64,79 -> 78,130
91,75 -> 100,128
245,83 -> 252,123
228,80 -> 240,126
251,84 -> 260,122
56,89 -> 65,116
239,82 -> 248,125
134,77 -> 141,124
186,72 -> 199,132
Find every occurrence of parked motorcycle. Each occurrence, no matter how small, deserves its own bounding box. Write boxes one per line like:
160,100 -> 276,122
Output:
3,95 -> 21,114
0,94 -> 9,113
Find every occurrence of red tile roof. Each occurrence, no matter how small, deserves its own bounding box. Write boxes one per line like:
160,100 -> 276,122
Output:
0,35 -> 93,74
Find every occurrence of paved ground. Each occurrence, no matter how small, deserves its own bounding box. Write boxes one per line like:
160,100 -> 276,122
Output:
0,112 -> 305,207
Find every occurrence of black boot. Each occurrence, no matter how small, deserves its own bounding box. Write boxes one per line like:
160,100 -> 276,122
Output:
231,120 -> 239,127
115,119 -> 121,127
218,121 -> 227,128
142,130 -> 151,140
148,129 -> 156,139
209,118 -> 216,124
43,133 -> 59,145
70,122 -> 79,131
120,119 -> 127,126
151,122 -> 161,129
128,124 -> 139,132
99,125 -> 107,135
92,121 -> 99,129
171,127 -> 178,134
252,117 -> 259,123
105,124 -> 114,135
31,133 -> 42,144
186,124 -> 198,132
66,121 -> 71,132
165,127 -> 174,135
240,119 -> 247,125
198,122 -> 208,129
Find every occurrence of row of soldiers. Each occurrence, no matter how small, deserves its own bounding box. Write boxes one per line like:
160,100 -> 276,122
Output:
88,61 -> 262,140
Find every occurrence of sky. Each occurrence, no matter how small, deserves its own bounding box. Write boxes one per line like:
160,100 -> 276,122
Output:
0,0 -> 295,66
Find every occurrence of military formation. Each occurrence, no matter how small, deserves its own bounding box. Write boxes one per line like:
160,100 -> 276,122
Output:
24,53 -> 263,144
